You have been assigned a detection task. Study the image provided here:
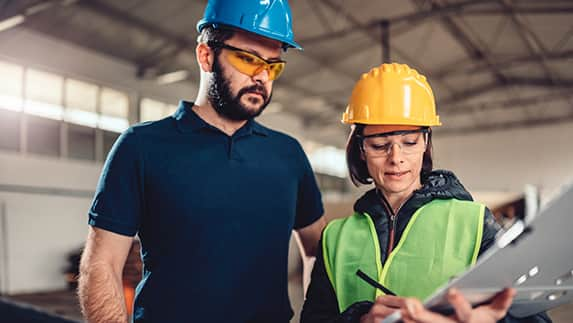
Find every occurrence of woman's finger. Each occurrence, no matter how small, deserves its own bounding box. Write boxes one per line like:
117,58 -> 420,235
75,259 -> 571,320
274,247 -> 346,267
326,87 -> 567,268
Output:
447,288 -> 473,322
368,303 -> 400,317
401,298 -> 455,323
480,288 -> 516,319
375,295 -> 408,309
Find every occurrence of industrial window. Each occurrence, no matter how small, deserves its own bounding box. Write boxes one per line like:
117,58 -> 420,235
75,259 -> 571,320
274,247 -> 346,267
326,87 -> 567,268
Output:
0,61 -> 140,163
307,144 -> 347,178
68,123 -> 95,161
64,78 -> 98,128
140,98 -> 177,122
103,130 -> 120,159
0,109 -> 20,152
99,87 -> 129,132
0,60 -> 23,111
25,68 -> 64,120
27,115 -> 60,157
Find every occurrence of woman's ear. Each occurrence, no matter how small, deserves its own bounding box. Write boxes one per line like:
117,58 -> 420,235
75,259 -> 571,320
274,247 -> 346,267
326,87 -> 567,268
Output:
196,42 -> 215,72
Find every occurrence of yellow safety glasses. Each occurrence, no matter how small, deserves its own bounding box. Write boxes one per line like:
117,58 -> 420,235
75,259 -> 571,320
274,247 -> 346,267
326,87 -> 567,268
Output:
212,42 -> 286,81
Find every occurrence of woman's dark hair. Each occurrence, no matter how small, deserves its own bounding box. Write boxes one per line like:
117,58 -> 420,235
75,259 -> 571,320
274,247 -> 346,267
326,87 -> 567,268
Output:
346,124 -> 434,187
197,25 -> 235,57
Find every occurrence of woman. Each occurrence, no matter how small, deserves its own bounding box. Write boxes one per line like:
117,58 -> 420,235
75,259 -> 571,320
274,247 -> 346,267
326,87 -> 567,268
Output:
301,63 -> 551,323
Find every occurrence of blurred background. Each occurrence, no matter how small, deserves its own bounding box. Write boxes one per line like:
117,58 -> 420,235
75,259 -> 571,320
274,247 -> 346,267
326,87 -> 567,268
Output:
0,0 -> 572,322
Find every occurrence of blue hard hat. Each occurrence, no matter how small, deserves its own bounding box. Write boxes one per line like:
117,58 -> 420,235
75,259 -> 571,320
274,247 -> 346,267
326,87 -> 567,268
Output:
197,0 -> 302,50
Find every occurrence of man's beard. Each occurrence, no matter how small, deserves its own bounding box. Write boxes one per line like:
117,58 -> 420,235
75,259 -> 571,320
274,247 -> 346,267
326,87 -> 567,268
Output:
208,56 -> 272,121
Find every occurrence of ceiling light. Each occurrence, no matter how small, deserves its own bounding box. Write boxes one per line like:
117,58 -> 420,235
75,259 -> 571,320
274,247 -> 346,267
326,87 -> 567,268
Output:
0,15 -> 25,33
156,70 -> 189,85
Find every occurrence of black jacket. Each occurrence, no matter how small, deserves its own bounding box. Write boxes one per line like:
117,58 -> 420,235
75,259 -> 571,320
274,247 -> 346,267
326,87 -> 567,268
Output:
300,170 -> 551,323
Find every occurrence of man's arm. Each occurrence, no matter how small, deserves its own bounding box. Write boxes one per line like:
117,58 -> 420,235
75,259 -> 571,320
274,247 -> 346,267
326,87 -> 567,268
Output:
294,215 -> 326,257
294,215 -> 327,294
78,226 -> 133,323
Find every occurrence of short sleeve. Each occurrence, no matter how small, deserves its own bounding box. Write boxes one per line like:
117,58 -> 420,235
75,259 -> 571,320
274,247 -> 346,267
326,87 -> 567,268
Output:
294,145 -> 324,230
88,128 -> 144,236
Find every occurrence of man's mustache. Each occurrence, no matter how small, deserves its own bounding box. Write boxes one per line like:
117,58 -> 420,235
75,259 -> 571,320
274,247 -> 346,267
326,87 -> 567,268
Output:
238,84 -> 268,102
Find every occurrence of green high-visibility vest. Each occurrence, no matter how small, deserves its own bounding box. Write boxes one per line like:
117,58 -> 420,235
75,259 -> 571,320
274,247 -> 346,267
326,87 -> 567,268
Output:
322,198 -> 484,312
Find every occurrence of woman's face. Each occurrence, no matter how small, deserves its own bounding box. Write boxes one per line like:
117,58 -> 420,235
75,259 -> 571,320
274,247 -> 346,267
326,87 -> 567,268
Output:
361,125 -> 426,198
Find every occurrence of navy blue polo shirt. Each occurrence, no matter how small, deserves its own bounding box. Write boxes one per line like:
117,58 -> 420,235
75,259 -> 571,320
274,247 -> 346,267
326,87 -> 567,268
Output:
88,101 -> 323,322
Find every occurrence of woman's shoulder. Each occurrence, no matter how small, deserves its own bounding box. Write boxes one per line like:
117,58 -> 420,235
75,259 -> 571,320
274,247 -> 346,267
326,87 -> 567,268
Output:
324,211 -> 372,235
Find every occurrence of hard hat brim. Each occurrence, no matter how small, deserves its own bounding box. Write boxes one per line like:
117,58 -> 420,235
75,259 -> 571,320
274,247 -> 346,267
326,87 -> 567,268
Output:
196,21 -> 303,51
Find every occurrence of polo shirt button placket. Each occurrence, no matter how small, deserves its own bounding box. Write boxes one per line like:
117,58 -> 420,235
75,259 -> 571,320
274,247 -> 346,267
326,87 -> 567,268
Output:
228,137 -> 234,160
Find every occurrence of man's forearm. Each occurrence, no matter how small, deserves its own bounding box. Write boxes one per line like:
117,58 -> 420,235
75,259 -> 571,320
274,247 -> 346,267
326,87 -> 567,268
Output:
78,261 -> 128,323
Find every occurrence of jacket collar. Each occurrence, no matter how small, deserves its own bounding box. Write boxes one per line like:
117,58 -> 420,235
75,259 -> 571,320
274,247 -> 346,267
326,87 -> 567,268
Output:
354,170 -> 474,217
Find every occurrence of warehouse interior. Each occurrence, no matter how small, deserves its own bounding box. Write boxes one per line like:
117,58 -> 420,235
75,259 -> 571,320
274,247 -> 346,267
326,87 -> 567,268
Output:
0,0 -> 573,322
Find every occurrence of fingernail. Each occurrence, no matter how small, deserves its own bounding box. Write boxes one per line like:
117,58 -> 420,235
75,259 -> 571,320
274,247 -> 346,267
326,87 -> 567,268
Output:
448,288 -> 457,297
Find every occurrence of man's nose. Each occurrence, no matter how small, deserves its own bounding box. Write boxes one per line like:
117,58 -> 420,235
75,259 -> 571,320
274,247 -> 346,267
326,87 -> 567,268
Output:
252,66 -> 270,83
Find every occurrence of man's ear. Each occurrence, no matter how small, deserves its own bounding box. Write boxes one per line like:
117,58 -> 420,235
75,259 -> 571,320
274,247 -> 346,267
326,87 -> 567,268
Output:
196,42 -> 215,72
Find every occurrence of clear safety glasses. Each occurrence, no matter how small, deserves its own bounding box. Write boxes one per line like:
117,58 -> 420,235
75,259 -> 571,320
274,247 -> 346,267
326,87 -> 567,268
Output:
210,42 -> 286,81
359,128 -> 429,157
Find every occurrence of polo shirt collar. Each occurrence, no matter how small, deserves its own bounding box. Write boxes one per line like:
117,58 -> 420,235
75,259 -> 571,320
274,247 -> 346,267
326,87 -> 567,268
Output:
174,100 -> 269,136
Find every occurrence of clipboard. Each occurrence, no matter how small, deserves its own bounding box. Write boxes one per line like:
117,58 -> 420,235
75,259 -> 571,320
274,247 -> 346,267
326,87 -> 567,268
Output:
421,182 -> 573,318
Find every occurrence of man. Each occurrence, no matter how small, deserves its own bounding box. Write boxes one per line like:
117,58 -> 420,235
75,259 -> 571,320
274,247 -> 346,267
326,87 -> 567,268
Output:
77,1 -> 326,322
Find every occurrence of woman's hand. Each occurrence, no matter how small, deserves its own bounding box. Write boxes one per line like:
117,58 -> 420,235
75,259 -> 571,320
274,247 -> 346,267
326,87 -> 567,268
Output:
359,288 -> 515,323
359,295 -> 413,323
402,288 -> 516,323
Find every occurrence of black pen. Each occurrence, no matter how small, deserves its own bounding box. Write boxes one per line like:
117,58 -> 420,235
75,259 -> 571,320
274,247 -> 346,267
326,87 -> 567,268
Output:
356,269 -> 397,296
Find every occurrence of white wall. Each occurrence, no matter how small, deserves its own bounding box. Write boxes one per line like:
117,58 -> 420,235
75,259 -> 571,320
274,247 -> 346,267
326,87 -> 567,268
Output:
434,121 -> 573,202
0,151 -> 101,294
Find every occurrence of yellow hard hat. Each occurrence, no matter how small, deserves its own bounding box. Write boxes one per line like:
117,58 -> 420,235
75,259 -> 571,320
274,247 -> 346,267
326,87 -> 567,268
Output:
342,63 -> 441,126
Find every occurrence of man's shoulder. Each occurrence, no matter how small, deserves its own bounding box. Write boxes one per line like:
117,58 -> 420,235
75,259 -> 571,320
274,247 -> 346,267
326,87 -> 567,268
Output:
112,117 -> 177,153
130,116 -> 177,136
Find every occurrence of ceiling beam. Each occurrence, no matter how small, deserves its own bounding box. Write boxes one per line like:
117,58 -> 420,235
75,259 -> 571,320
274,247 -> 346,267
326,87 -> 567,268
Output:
422,0 -> 508,87
314,0 -> 425,66
312,0 -> 455,94
441,90 -> 573,116
435,114 -> 573,136
306,0 -> 334,33
442,77 -> 573,105
0,0 -> 75,31
498,0 -> 556,84
435,49 -> 573,79
76,0 -> 196,75
299,1 -> 573,45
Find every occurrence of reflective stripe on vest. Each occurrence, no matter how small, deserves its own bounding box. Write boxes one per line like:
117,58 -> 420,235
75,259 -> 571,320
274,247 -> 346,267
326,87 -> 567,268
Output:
323,199 -> 485,312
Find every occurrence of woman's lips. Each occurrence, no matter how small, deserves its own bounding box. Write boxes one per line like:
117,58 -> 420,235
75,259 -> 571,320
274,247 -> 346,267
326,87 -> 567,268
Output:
385,171 -> 409,179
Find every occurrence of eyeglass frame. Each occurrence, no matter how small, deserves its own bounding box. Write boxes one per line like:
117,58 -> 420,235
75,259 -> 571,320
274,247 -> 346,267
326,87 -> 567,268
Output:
207,41 -> 287,79
357,127 -> 430,157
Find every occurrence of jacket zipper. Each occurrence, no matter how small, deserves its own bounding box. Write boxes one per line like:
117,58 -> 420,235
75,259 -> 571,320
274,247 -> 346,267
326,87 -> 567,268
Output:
388,213 -> 397,256
377,190 -> 411,257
